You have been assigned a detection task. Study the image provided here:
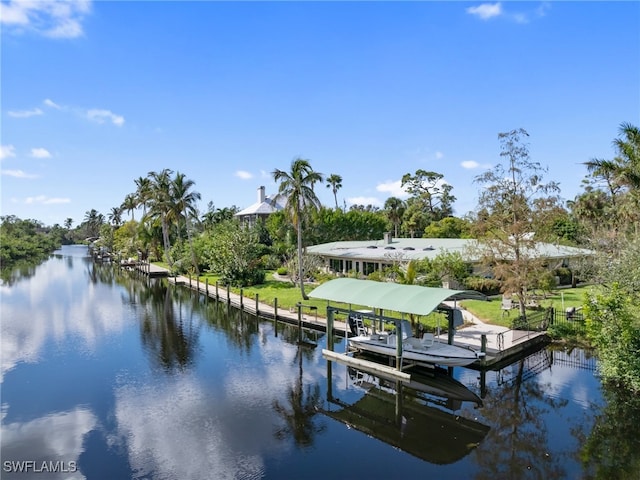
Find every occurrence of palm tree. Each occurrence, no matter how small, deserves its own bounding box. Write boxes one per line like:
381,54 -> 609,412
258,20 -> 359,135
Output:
108,206 -> 123,227
384,197 -> 406,237
64,218 -> 73,230
272,158 -> 323,300
122,193 -> 138,221
83,209 -> 103,238
135,176 -> 152,217
171,172 -> 201,274
145,169 -> 174,265
325,174 -> 343,209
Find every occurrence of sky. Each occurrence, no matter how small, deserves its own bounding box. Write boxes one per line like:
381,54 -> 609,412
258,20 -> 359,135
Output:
1,1 -> 639,227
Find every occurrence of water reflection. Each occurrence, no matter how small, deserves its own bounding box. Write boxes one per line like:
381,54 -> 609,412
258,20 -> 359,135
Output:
1,407 -> 97,480
273,345 -> 325,448
0,249 -> 128,382
2,247 -> 632,479
323,365 -> 489,464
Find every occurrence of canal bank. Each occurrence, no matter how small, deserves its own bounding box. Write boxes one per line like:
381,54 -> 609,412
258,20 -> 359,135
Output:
126,262 -> 549,370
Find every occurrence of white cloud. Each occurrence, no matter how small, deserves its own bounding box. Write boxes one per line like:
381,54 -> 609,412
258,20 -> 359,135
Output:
86,109 -> 125,127
461,160 -> 480,169
1,169 -> 39,179
466,2 -> 503,20
435,151 -> 444,160
44,98 -> 63,110
461,160 -> 492,170
0,0 -> 92,39
376,179 -> 409,198
0,145 -> 17,160
260,169 -> 271,179
8,107 -> 44,118
347,196 -> 383,207
31,147 -> 52,159
25,195 -> 70,204
235,170 -> 253,180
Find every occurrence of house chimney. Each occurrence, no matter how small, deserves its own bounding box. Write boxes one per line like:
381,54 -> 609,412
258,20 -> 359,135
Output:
257,186 -> 265,203
383,232 -> 392,244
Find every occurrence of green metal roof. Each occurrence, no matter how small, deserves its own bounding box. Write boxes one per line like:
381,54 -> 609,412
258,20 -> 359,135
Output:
308,278 -> 482,316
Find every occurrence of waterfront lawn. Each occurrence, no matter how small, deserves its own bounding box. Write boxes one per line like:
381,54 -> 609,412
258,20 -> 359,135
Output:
195,271 -> 446,332
460,285 -> 593,327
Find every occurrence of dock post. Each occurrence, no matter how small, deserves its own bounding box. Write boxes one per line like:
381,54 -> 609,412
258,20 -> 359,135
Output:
327,307 -> 334,352
240,288 -> 243,309
216,281 -> 219,300
274,298 -> 278,336
205,278 -> 209,296
226,285 -> 230,305
395,320 -> 403,371
481,334 -> 487,365
297,303 -> 303,344
255,294 -> 259,316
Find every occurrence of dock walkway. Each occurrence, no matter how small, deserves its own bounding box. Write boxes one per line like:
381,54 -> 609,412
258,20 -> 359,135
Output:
130,263 -> 548,368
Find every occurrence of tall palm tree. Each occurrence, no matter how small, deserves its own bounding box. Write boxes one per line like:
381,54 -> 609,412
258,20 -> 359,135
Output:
272,158 -> 323,300
145,169 -> 174,265
121,193 -> 138,221
108,206 -> 123,227
325,174 -> 343,209
384,197 -> 406,237
171,172 -> 201,274
135,176 -> 152,217
64,218 -> 73,230
83,209 -> 103,238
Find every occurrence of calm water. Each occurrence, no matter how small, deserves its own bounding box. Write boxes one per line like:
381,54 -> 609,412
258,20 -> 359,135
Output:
0,246 -> 623,479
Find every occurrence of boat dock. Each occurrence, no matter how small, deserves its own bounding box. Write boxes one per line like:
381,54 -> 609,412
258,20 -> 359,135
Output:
123,263 -> 549,370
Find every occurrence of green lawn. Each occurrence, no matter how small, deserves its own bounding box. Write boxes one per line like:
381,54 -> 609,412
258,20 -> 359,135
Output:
460,285 -> 595,327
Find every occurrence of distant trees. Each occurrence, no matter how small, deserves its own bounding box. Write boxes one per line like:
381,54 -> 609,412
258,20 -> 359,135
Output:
273,158 -> 323,300
0,216 -> 60,268
400,170 -> 456,237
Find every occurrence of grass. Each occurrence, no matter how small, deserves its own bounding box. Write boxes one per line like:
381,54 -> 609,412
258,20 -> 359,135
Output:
460,285 -> 595,327
156,264 -> 593,331
191,271 -> 447,331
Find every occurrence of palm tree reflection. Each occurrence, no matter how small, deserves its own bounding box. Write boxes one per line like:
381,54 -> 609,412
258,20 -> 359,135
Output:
272,343 -> 325,448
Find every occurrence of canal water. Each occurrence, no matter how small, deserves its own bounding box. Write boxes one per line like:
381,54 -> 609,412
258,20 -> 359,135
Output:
0,246 -> 630,479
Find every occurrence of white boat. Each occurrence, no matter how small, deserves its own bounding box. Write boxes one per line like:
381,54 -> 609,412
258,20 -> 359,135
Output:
348,318 -> 484,368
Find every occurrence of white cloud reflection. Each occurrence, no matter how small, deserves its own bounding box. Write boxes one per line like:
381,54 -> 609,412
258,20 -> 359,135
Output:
1,407 -> 97,480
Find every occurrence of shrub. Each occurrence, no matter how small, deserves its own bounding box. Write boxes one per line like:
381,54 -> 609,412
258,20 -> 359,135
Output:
276,266 -> 288,276
463,276 -> 502,295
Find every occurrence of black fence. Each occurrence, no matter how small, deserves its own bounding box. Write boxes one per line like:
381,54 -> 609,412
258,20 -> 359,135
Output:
511,307 -> 586,335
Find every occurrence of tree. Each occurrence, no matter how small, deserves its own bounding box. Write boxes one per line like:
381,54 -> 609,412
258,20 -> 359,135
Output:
272,158 -> 323,300
108,206 -> 123,227
83,209 -> 104,239
121,193 -> 138,221
584,122 -> 640,235
384,197 -> 406,237
202,220 -> 265,286
401,170 -> 456,222
135,176 -> 152,217
64,218 -> 73,230
473,128 -> 561,319
145,169 -> 174,265
170,172 -> 201,274
423,216 -> 472,239
325,174 -> 343,209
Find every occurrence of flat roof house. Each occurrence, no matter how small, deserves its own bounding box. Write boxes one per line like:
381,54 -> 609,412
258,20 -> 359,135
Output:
306,233 -> 593,278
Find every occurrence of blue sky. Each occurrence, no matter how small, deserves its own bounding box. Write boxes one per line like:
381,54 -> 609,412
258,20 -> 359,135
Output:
1,1 -> 639,227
